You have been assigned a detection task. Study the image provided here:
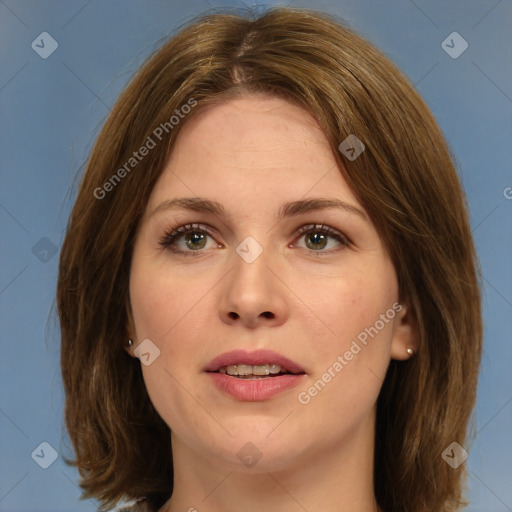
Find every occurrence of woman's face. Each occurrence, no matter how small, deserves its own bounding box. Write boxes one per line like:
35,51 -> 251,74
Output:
129,94 -> 415,472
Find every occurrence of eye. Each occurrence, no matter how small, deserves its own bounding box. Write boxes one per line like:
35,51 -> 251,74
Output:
159,223 -> 220,256
159,222 -> 350,256
293,224 -> 350,254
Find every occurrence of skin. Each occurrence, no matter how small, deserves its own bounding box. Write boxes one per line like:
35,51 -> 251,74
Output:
127,94 -> 418,512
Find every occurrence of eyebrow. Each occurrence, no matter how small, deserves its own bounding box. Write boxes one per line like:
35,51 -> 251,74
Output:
149,197 -> 369,222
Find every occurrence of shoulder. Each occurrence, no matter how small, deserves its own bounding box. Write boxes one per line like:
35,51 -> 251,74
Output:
115,499 -> 154,512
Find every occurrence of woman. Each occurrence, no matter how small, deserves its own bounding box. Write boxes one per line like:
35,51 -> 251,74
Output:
57,6 -> 482,512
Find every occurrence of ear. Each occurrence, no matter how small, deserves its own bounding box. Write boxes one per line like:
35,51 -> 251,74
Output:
124,296 -> 138,358
390,300 -> 419,361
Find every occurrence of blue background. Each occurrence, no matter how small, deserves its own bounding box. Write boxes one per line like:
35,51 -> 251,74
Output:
1,0 -> 511,510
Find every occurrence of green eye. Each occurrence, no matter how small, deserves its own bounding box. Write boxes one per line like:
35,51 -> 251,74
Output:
159,222 -> 349,256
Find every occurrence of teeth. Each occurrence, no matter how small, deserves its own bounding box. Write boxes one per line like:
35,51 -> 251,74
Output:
223,364 -> 284,376
269,364 -> 281,374
226,365 -> 239,376
253,364 -> 270,376
236,364 -> 253,376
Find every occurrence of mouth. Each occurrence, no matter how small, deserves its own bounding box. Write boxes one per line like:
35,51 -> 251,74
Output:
204,349 -> 306,401
204,349 -> 306,376
213,363 -> 303,379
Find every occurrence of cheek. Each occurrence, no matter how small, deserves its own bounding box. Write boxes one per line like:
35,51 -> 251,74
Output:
129,256 -> 202,342
295,278 -> 398,429
129,261 -> 207,432
300,264 -> 398,359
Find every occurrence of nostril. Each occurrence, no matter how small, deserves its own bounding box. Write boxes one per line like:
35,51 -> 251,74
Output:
228,312 -> 239,319
262,311 -> 274,319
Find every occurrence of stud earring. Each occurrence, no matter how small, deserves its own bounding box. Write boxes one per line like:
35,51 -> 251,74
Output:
128,339 -> 133,347
406,348 -> 414,356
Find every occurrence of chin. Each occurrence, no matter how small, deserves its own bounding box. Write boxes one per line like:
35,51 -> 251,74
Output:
208,422 -> 313,473
212,440 -> 305,474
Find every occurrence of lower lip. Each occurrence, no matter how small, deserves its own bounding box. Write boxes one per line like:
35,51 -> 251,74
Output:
207,372 -> 306,401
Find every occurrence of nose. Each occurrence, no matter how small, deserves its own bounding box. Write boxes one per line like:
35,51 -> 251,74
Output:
218,241 -> 288,329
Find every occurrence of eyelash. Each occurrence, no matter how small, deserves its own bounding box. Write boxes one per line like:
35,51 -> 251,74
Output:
158,222 -> 350,257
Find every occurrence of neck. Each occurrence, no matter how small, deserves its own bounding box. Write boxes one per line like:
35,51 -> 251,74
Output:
160,410 -> 380,512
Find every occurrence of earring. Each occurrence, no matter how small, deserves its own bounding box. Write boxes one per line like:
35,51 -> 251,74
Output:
406,348 -> 414,356
128,339 -> 133,347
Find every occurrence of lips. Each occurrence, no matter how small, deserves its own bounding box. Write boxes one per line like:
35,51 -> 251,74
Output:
204,349 -> 306,401
204,349 -> 306,374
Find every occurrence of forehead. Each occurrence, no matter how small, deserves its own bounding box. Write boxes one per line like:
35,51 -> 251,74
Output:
186,94 -> 325,139
173,94 -> 332,166
145,95 -> 359,212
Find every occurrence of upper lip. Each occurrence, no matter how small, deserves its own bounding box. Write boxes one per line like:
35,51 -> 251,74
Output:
204,349 -> 306,374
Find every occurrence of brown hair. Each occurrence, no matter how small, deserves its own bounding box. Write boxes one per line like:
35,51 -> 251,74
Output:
57,6 -> 482,512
